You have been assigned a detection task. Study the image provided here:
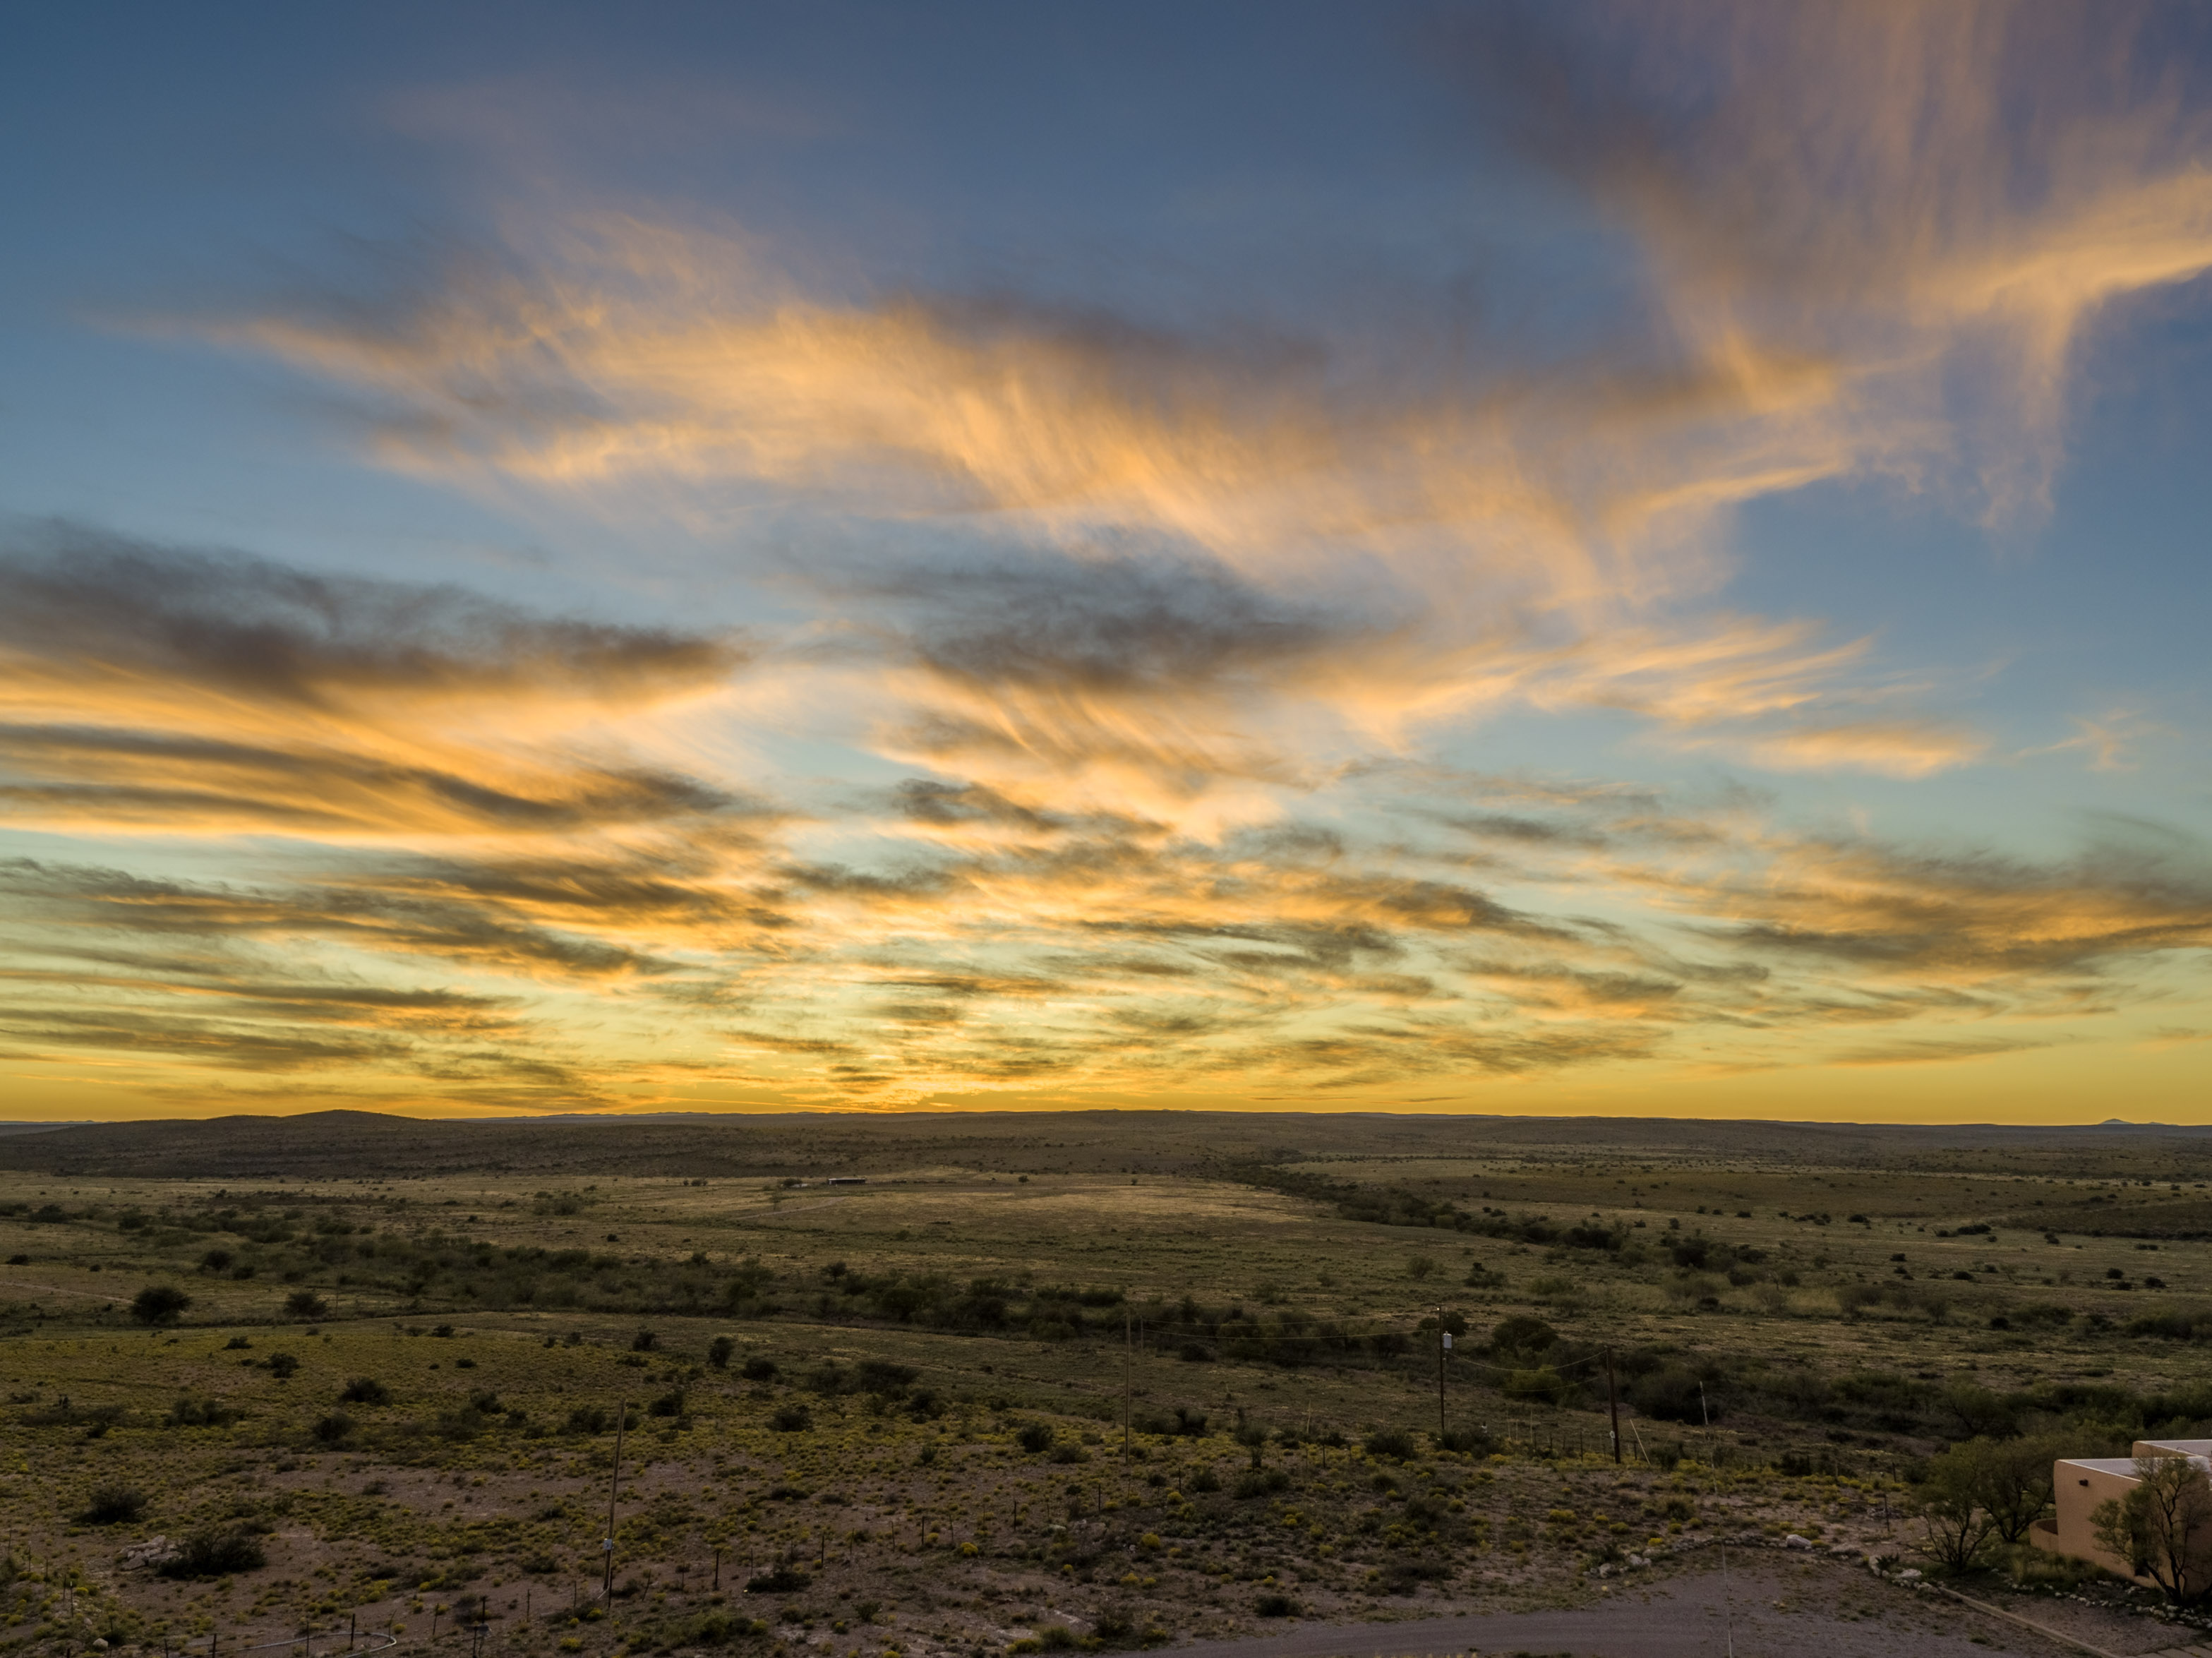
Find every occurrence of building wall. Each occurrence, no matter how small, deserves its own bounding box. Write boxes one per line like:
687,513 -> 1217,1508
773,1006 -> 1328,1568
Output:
2043,1458 -> 2146,1578
2040,1450 -> 2212,1587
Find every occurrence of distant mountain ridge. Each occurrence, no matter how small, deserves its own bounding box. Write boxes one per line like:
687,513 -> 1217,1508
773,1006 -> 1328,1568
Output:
0,1107 -> 2206,1181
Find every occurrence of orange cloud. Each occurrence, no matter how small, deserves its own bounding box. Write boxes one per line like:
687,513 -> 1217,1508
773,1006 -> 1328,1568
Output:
17,4 -> 2208,1117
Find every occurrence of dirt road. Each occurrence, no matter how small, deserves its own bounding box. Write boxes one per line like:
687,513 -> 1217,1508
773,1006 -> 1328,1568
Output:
1162,1558 -> 2084,1658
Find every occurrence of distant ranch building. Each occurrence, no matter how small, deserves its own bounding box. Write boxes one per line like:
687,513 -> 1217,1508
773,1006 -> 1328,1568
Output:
2037,1439 -> 2212,1585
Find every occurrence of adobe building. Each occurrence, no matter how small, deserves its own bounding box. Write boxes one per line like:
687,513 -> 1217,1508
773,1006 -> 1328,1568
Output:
2036,1439 -> 2212,1581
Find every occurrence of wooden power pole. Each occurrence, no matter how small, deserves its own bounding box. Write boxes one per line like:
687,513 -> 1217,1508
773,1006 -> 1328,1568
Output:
1122,1309 -> 1132,1463
603,1400 -> 628,1601
1605,1347 -> 1622,1464
1435,1306 -> 1448,1443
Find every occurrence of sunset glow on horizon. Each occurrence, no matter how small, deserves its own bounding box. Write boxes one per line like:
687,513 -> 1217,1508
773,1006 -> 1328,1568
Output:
4,2 -> 2210,1123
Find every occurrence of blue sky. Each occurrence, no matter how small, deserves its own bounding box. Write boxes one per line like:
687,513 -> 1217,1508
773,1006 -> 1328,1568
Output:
3,2 -> 2208,1121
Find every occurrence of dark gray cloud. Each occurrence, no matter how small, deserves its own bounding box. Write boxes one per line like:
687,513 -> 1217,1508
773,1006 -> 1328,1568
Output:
1439,810 -> 1609,848
0,723 -> 743,834
827,548 -> 1393,697
0,521 -> 747,707
0,856 -> 678,978
1710,834 -> 2212,977
0,1006 -> 414,1072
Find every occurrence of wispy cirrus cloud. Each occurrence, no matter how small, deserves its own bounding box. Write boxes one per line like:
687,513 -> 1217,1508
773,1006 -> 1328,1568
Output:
171,221 -> 1954,793
0,522 -> 760,843
1462,0 -> 2212,523
0,524 -> 747,711
10,3 -> 2208,1115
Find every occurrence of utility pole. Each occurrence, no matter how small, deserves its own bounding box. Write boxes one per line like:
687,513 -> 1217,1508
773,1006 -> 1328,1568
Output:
1122,1309 -> 1132,1464
1605,1347 -> 1622,1464
603,1399 -> 628,1602
1435,1306 -> 1448,1443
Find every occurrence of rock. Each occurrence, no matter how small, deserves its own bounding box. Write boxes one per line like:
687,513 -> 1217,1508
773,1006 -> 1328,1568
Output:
116,1537 -> 180,1572
1595,1564 -> 1616,1578
1784,1533 -> 1813,1549
1897,1568 -> 1922,1582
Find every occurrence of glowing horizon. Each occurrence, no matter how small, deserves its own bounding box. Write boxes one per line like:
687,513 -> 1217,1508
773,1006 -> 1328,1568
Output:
3,3 -> 2209,1122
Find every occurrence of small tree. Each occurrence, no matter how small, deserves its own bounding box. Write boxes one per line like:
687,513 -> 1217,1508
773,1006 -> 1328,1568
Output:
130,1284 -> 192,1326
1982,1432 -> 2068,1544
1234,1422 -> 1269,1470
1916,1439 -> 1997,1572
1939,1381 -> 2018,1440
2093,1453 -> 2212,1606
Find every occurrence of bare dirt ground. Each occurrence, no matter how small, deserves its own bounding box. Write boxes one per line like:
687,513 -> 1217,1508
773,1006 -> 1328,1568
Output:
1167,1558 -> 2081,1658
14,1124 -> 2212,1658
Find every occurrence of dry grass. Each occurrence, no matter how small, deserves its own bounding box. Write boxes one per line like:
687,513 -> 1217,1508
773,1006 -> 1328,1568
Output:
4,1115 -> 2208,1657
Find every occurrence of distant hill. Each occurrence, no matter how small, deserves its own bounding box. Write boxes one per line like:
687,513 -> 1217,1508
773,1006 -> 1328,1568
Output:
0,1107 -> 2207,1181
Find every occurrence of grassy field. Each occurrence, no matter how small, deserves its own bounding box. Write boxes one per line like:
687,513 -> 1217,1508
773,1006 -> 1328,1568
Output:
4,1110 -> 2211,1658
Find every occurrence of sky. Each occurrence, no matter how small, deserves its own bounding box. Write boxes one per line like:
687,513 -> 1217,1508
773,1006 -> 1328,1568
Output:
2,1 -> 2210,1124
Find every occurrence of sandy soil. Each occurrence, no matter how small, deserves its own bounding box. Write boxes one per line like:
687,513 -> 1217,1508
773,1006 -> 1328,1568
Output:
1162,1557 -> 2088,1658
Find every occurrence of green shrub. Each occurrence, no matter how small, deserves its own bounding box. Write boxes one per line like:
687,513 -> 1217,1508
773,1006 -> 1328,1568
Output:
743,1565 -> 810,1594
78,1484 -> 146,1525
284,1290 -> 328,1320
1254,1594 -> 1296,1618
769,1405 -> 812,1432
312,1412 -> 356,1446
858,1359 -> 919,1393
1487,1315 -> 1559,1362
159,1529 -> 267,1578
673,1610 -> 769,1645
1503,1366 -> 1575,1406
1363,1429 -> 1418,1461
2126,1308 -> 2211,1340
340,1377 -> 389,1405
167,1394 -> 241,1428
130,1284 -> 192,1326
1627,1364 -> 1714,1424
1016,1423 -> 1055,1453
707,1335 -> 735,1369
1134,1405 -> 1209,1436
